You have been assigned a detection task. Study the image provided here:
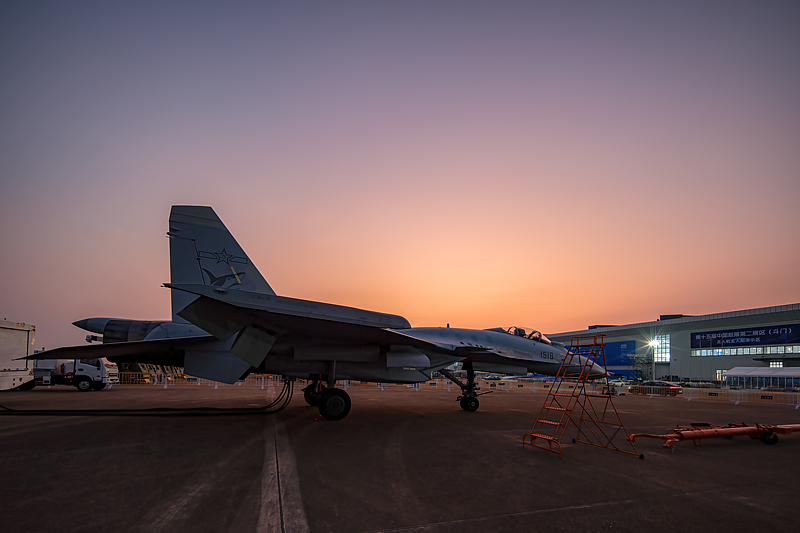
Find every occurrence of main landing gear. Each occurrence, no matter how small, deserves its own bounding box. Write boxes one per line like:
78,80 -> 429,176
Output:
439,361 -> 489,412
303,381 -> 326,406
302,375 -> 351,421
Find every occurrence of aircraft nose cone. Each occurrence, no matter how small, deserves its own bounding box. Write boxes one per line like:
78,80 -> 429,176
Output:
590,363 -> 608,379
72,317 -> 112,334
72,319 -> 89,330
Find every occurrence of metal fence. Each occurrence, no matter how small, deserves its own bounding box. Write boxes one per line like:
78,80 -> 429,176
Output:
114,373 -> 800,409
117,372 -> 285,389
625,384 -> 799,408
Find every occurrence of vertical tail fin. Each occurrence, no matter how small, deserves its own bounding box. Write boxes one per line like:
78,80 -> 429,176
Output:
168,206 -> 275,322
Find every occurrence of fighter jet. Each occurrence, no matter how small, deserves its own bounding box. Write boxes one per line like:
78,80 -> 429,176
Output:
30,206 -> 606,420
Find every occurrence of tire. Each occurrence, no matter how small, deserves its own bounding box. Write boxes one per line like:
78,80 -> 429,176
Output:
317,388 -> 351,421
760,432 -> 778,445
460,396 -> 479,412
91,382 -> 106,391
75,378 -> 93,392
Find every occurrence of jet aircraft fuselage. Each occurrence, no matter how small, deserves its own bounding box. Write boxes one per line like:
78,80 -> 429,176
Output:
33,206 -> 605,421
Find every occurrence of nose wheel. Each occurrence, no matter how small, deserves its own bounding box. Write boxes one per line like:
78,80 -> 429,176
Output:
440,362 -> 489,413
459,395 -> 479,412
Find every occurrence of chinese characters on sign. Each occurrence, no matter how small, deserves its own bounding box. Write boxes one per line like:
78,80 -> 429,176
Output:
690,325 -> 799,349
603,340 -> 637,365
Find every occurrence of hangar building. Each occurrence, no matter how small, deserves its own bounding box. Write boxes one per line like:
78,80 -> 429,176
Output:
548,303 -> 800,383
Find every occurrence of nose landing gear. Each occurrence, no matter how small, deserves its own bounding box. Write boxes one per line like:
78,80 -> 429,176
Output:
439,362 -> 490,412
459,395 -> 480,412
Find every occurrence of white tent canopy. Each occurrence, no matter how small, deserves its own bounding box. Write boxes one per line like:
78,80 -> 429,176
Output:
724,367 -> 800,378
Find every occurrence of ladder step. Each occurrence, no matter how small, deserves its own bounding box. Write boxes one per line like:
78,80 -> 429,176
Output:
526,433 -> 556,441
551,393 -> 575,397
537,419 -> 562,426
543,406 -> 567,411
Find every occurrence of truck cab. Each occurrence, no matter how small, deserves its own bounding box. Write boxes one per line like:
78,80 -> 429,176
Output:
34,357 -> 119,391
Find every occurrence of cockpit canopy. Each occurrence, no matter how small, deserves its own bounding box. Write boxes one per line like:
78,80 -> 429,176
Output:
501,326 -> 552,345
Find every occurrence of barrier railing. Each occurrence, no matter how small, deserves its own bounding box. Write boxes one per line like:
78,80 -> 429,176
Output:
118,372 -> 287,389
627,385 -> 683,397
114,374 -> 800,408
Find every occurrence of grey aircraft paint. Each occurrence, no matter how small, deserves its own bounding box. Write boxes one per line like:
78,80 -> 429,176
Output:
28,206 -> 605,420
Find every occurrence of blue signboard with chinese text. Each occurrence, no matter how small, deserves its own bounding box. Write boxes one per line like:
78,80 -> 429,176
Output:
603,340 -> 637,365
691,324 -> 799,349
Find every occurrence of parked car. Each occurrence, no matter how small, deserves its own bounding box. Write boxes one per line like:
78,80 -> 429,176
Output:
628,381 -> 683,396
682,381 -> 716,388
761,386 -> 800,392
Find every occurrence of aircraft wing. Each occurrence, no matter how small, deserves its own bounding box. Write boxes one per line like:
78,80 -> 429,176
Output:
167,283 -> 421,346
165,283 -> 469,365
166,283 -> 410,330
382,328 -> 499,357
22,335 -> 216,363
166,283 -> 529,362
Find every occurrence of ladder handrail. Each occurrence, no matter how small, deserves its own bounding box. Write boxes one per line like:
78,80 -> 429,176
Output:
523,334 -> 643,459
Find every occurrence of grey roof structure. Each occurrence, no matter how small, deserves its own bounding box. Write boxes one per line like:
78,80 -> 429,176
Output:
550,303 -> 800,338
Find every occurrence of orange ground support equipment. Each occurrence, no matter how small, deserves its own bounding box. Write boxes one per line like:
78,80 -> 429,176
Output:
523,334 -> 643,458
629,422 -> 800,448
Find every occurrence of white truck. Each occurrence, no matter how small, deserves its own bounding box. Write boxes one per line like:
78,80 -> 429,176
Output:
33,358 -> 119,391
0,320 -> 36,391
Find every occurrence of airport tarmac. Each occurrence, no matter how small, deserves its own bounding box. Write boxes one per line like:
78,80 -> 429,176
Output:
2,385 -> 799,533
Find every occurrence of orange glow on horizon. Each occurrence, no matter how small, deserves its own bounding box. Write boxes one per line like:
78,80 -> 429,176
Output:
2,3 -> 799,349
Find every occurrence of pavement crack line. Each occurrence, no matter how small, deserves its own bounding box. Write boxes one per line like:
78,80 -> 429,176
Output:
150,479 -> 214,530
360,486 -> 741,533
276,426 -> 285,533
258,417 -> 309,533
144,437 -> 257,531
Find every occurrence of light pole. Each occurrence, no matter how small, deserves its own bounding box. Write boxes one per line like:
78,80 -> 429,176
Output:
648,339 -> 659,380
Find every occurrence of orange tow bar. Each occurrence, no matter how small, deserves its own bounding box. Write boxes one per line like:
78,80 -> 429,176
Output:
629,422 -> 800,448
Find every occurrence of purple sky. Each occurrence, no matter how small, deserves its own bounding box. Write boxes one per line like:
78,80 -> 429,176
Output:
2,1 -> 799,350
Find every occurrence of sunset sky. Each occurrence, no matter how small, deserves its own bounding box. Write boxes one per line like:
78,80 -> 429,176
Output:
2,1 -> 799,350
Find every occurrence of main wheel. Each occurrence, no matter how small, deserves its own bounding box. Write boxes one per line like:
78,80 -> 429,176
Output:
91,382 -> 106,391
460,396 -> 479,412
317,388 -> 351,420
75,378 -> 93,392
760,432 -> 778,445
303,384 -> 326,406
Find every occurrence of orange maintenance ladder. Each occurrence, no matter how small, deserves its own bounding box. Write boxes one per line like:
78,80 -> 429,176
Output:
523,334 -> 643,459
